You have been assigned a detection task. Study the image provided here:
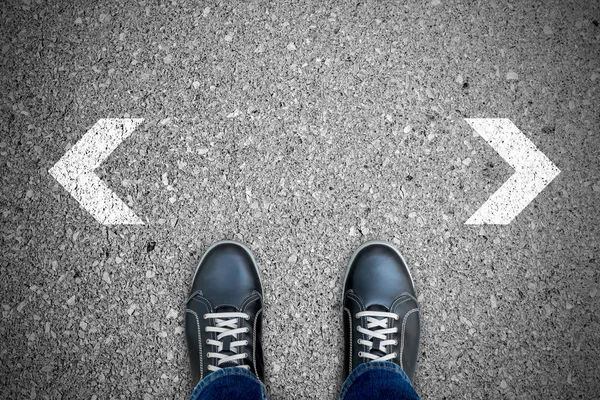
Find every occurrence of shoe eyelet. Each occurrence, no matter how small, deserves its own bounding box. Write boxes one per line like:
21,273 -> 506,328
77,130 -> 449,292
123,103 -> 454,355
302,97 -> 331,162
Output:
243,353 -> 248,358
244,340 -> 249,345
357,339 -> 363,345
244,315 -> 250,320
206,339 -> 210,344
203,314 -> 208,320
245,327 -> 249,333
358,351 -> 363,357
394,340 -> 398,345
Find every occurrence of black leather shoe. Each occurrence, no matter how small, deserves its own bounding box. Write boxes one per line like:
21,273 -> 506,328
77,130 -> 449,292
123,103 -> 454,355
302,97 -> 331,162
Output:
342,241 -> 421,382
185,240 -> 264,385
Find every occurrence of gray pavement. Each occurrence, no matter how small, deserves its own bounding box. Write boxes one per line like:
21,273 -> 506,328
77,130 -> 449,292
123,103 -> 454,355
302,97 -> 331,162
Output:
1,0 -> 599,398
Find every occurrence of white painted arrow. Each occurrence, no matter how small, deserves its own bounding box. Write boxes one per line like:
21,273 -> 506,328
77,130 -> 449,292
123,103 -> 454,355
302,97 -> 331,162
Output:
465,118 -> 560,225
49,118 -> 145,225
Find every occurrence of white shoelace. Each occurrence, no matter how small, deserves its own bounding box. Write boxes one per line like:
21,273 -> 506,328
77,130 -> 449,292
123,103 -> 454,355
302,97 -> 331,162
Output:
355,310 -> 399,362
204,312 -> 251,372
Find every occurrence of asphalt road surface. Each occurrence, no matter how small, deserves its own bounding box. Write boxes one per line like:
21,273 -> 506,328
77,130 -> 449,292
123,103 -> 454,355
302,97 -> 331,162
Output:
1,0 -> 599,398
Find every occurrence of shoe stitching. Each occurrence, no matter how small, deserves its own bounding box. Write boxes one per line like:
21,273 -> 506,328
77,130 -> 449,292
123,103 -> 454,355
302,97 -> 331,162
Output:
241,293 -> 262,381
390,292 -> 415,311
346,292 -> 367,363
391,295 -> 419,317
188,294 -> 215,376
185,309 -> 203,381
215,303 -> 239,309
242,293 -> 261,314
347,291 -> 367,310
390,293 -> 420,366
240,291 -> 260,311
238,291 -> 260,359
344,307 -> 353,374
399,308 -> 419,371
190,294 -> 213,313
253,308 -> 263,385
186,289 -> 204,304
347,293 -> 366,358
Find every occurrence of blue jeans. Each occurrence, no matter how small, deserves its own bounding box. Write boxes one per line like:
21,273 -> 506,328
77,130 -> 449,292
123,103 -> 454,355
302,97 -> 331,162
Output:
189,361 -> 420,400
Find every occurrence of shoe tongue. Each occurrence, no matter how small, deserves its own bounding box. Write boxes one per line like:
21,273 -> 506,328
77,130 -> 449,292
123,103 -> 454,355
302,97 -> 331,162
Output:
215,305 -> 238,313
366,304 -> 390,358
213,305 -> 245,369
367,304 -> 389,312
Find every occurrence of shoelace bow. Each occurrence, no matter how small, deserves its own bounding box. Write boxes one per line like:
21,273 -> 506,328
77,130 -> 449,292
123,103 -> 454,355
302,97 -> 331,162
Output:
204,312 -> 251,372
355,310 -> 399,362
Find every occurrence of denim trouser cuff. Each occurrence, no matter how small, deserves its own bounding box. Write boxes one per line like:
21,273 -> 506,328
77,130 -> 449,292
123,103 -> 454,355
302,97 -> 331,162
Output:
339,361 -> 420,400
189,367 -> 267,400
190,362 -> 419,400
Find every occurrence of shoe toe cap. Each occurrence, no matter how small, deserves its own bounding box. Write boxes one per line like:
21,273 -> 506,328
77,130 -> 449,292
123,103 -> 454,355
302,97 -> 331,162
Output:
344,242 -> 415,307
191,241 -> 262,307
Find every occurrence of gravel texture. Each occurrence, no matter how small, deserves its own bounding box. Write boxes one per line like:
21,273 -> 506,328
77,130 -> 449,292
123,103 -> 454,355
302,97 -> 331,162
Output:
1,0 -> 599,399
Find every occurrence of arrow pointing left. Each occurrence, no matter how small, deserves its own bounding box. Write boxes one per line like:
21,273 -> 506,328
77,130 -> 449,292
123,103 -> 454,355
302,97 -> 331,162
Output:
49,118 -> 145,225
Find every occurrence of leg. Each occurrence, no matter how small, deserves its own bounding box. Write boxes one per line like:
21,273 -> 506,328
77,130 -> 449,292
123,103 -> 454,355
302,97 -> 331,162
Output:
339,361 -> 419,400
341,241 -> 421,400
185,241 -> 267,399
189,367 -> 266,400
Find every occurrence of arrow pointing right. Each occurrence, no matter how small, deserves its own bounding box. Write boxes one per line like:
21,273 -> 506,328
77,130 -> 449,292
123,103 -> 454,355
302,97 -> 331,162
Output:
465,118 -> 560,225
